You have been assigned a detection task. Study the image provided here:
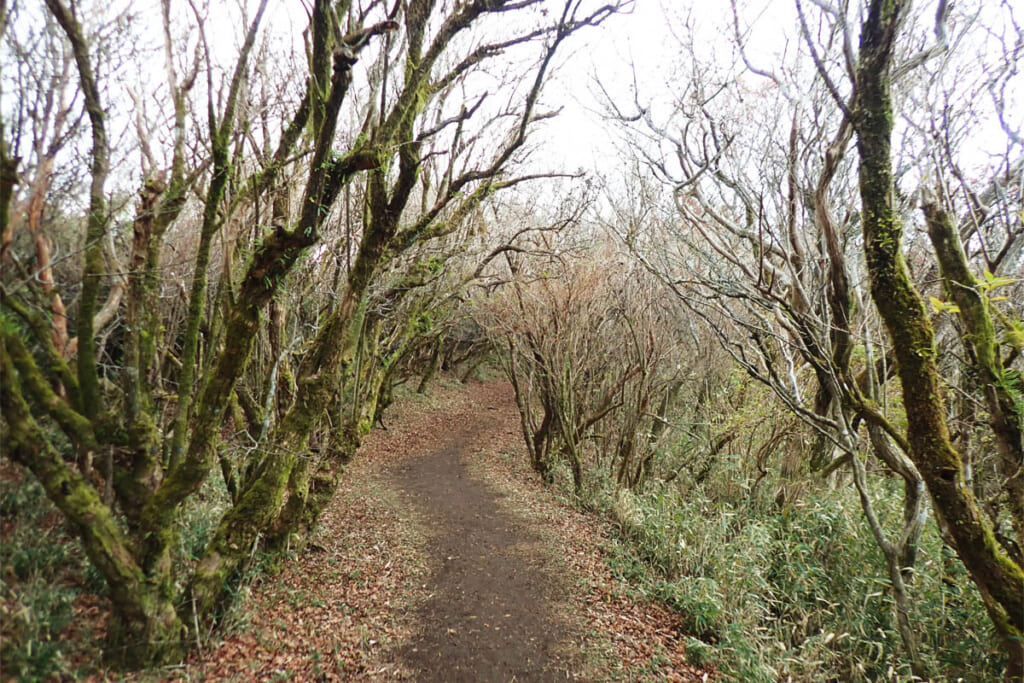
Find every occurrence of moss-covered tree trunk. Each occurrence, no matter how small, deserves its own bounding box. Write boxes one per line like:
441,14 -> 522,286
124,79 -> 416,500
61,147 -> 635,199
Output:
24,2 -> 192,666
417,335 -> 443,393
0,128 -> 17,241
853,2 -> 1023,678
187,270 -> 371,620
0,342 -> 186,667
924,199 -> 1024,559
43,0 -> 107,423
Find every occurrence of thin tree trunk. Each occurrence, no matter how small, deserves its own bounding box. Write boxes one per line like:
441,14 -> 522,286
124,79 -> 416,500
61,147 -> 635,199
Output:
45,0 -> 108,422
924,199 -> 1024,557
417,335 -> 442,393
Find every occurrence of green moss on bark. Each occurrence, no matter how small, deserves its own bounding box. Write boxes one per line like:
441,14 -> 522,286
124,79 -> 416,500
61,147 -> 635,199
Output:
854,3 -> 1024,677
1,341 -> 186,667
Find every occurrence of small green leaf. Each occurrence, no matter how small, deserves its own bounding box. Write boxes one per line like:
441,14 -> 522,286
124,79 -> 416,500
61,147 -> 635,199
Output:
929,296 -> 960,314
980,270 -> 1016,290
1004,328 -> 1024,351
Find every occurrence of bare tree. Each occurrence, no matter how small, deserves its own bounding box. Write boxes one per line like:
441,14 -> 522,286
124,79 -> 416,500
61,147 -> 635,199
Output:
477,217 -> 689,497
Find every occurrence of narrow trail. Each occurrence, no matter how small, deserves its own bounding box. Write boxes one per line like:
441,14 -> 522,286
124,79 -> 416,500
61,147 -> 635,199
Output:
143,378 -> 710,682
392,421 -> 577,680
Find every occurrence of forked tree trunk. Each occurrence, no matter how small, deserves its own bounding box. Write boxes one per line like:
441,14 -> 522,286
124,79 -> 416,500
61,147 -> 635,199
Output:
0,345 -> 186,667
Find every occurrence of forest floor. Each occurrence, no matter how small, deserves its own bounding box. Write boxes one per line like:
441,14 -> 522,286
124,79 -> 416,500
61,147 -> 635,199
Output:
80,377 -> 713,681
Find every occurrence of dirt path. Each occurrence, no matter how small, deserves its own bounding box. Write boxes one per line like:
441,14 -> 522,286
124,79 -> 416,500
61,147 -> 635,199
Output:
117,377 -> 711,682
391,419 -> 577,680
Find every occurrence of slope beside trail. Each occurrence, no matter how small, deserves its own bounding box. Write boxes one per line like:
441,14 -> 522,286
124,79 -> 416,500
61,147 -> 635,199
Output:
126,377 -> 711,682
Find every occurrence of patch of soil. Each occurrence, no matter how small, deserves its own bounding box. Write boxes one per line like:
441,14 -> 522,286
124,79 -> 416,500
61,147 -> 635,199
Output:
391,421 -> 577,680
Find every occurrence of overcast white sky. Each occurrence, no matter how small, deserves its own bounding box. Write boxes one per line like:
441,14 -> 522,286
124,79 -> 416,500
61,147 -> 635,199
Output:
531,0 -> 799,173
529,0 -> 1020,189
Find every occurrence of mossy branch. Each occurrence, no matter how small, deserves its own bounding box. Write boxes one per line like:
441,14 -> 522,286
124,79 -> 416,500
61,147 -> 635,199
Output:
2,290 -> 80,406
1,341 -> 185,663
925,195 -> 1024,554
854,1 -> 1024,673
44,0 -> 109,422
1,328 -> 98,454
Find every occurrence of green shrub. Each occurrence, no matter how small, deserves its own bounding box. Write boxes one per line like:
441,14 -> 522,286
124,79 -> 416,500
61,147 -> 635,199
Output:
0,474 -> 84,681
178,467 -> 232,562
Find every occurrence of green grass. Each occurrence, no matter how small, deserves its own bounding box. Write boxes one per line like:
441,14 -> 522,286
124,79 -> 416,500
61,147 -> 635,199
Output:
588,478 -> 1003,682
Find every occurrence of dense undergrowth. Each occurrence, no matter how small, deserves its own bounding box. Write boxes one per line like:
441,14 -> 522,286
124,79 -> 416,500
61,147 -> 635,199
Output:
1,473 -> 92,681
527,377 -> 1004,682
593,480 -> 999,681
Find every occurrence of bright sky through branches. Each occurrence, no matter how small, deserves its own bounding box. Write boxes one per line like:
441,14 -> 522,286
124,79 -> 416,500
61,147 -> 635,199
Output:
532,0 -> 1020,182
534,0 -> 800,172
